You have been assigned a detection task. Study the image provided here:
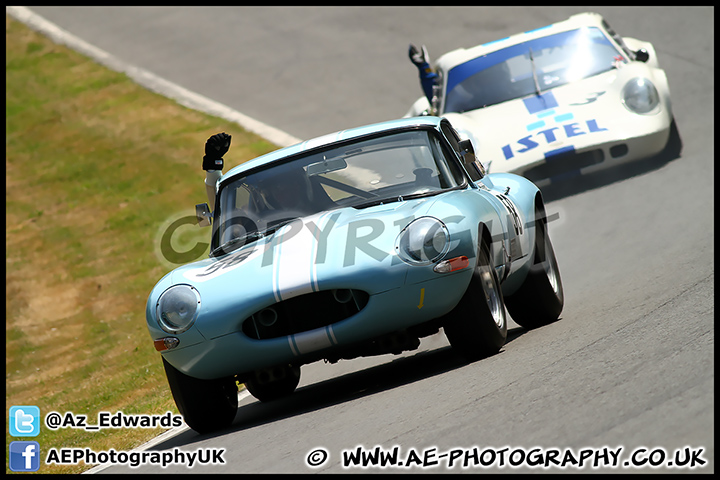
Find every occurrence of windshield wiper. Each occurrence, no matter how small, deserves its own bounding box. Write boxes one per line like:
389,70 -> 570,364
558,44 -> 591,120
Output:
529,47 -> 542,96
352,191 -> 442,210
209,218 -> 297,258
209,231 -> 264,258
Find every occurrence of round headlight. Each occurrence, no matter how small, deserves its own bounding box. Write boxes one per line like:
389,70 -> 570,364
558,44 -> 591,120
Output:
156,285 -> 201,333
622,77 -> 660,114
395,217 -> 450,266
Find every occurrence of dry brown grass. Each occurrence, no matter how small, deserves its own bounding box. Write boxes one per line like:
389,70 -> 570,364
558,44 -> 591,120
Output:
6,14 -> 278,473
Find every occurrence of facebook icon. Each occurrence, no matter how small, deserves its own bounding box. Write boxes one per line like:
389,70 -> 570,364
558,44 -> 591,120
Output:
9,441 -> 41,472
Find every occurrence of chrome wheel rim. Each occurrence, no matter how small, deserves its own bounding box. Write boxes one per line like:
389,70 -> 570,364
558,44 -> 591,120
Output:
543,234 -> 562,299
479,264 -> 504,329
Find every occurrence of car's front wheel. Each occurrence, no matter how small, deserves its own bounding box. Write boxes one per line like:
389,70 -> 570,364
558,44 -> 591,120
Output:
244,364 -> 301,402
443,236 -> 508,360
162,357 -> 238,434
504,205 -> 564,329
657,116 -> 683,163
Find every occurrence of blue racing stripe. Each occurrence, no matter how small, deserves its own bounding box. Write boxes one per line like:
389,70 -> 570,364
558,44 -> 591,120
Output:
446,27 -> 614,97
523,91 -> 558,114
544,146 -> 575,158
523,24 -> 554,35
481,36 -> 510,48
545,146 -> 580,183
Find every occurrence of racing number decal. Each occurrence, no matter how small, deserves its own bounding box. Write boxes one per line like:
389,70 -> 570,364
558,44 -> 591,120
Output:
496,194 -> 522,236
569,91 -> 606,106
495,193 -> 524,261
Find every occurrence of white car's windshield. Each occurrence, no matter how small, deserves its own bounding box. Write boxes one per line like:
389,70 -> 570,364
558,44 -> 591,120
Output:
444,26 -> 623,113
211,129 -> 466,255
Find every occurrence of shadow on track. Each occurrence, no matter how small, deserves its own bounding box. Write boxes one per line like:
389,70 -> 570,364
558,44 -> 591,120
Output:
539,120 -> 683,202
153,325 -> 533,448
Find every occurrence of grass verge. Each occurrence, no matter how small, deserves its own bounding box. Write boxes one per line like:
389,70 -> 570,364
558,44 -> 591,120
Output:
6,14 -> 278,474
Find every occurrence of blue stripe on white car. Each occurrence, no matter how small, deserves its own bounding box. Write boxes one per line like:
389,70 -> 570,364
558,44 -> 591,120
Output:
501,90 -> 611,168
522,91 -> 559,114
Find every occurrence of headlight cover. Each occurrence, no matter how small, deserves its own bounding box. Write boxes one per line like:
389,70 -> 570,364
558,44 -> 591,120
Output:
395,216 -> 450,266
156,285 -> 201,334
622,77 -> 660,114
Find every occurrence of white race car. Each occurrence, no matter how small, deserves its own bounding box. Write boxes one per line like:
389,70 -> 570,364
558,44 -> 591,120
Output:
406,12 -> 681,185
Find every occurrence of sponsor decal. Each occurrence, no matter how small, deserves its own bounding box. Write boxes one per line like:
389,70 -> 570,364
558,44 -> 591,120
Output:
502,90 -> 609,161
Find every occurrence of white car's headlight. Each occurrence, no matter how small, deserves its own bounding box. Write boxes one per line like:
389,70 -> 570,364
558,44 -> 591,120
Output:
396,217 -> 450,266
622,77 -> 660,114
156,285 -> 201,333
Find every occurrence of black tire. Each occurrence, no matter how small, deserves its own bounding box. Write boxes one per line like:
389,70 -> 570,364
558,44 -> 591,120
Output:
443,236 -> 508,361
244,364 -> 301,402
162,357 -> 238,434
504,206 -> 564,329
657,117 -> 683,162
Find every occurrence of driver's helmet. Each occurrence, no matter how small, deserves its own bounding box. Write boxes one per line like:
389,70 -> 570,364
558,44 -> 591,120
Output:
252,164 -> 314,211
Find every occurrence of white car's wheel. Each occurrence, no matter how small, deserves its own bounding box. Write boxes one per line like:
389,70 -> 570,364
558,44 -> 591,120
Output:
658,117 -> 682,162
162,357 -> 238,434
443,235 -> 508,360
505,206 -> 564,329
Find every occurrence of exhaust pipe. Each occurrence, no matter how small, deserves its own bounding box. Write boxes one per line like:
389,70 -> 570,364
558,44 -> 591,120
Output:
332,288 -> 354,304
256,307 -> 278,327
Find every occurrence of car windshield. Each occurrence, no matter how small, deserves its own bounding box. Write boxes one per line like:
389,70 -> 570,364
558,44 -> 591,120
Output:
210,129 -> 466,255
443,26 -> 623,113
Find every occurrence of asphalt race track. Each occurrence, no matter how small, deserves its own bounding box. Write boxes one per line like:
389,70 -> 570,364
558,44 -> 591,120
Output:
19,6 -> 713,473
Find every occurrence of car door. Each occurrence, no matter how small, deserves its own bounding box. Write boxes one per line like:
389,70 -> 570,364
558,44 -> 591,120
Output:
441,120 -> 517,279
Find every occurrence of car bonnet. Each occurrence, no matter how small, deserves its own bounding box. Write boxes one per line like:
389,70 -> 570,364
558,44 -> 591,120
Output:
162,198 -> 442,339
445,69 -> 631,173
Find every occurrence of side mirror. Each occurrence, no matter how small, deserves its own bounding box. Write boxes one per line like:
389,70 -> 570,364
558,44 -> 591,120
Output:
458,139 -> 475,157
634,48 -> 649,63
458,139 -> 486,180
430,83 -> 441,115
195,203 -> 212,227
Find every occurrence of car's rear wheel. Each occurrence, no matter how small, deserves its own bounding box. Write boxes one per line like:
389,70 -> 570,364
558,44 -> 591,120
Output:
244,364 -> 301,402
162,357 -> 238,434
504,205 -> 564,329
443,236 -> 507,360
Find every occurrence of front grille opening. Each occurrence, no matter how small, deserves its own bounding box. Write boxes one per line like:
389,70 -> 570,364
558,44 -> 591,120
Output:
242,289 -> 369,340
610,144 -> 629,158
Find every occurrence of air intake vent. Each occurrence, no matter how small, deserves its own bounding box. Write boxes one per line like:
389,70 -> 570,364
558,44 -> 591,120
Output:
242,289 -> 369,340
610,144 -> 629,158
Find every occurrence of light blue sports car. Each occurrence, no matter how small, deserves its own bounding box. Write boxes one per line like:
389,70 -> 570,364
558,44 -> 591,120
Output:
146,116 -> 564,433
